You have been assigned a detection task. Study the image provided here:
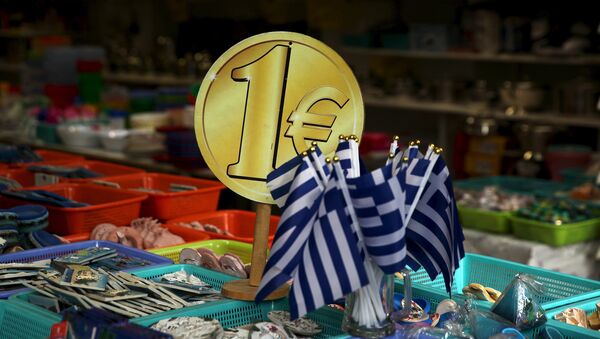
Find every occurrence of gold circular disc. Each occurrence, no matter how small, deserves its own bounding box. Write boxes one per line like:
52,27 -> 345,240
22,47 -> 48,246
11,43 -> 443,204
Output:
195,32 -> 364,203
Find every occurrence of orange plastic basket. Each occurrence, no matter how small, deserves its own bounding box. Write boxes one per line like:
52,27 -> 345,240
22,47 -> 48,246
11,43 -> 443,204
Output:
0,183 -> 148,235
2,161 -> 145,187
165,210 -> 280,244
62,225 -> 210,249
90,173 -> 224,220
34,150 -> 84,163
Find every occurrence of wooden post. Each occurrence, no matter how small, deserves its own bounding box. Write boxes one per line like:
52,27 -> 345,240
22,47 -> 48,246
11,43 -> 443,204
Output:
249,203 -> 271,286
221,202 -> 288,300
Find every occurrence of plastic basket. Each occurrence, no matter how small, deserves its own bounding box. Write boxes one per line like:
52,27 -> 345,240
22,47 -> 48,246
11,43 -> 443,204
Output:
510,215 -> 600,246
9,264 -> 237,329
455,176 -> 569,196
407,253 -> 600,311
561,168 -> 595,186
0,183 -> 148,234
131,298 -> 347,339
61,226 -> 211,250
0,240 -> 172,299
91,173 -> 224,220
458,205 -> 512,233
149,239 -> 254,264
539,298 -> 600,339
0,300 -> 60,339
54,160 -> 145,182
7,149 -> 84,169
165,210 -> 280,244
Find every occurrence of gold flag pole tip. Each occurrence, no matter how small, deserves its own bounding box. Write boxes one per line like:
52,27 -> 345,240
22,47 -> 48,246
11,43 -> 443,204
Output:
332,155 -> 340,162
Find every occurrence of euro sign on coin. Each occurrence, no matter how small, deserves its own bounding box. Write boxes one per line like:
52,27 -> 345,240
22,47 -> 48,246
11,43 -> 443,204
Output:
195,32 -> 364,203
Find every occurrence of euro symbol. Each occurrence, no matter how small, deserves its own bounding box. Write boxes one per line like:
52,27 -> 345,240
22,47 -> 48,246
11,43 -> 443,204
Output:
284,87 -> 349,153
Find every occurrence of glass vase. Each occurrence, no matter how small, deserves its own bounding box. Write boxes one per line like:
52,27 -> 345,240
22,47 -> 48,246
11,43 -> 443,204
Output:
342,273 -> 395,338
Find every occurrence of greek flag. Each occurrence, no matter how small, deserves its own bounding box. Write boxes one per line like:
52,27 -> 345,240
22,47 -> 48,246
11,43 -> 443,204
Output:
257,153 -> 324,302
289,167 -> 368,319
404,155 -> 465,293
267,147 -> 328,208
346,163 -> 407,273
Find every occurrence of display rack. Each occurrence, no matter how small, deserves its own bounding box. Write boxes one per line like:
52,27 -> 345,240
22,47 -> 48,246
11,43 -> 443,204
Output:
344,47 -> 600,66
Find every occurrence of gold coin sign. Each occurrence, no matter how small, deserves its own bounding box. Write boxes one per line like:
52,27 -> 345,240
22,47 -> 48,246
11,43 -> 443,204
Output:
195,32 -> 364,203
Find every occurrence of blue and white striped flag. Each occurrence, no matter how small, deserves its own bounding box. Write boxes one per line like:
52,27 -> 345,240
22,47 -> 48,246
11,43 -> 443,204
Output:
257,153 -> 325,302
289,167 -> 368,319
404,155 -> 465,294
346,163 -> 407,273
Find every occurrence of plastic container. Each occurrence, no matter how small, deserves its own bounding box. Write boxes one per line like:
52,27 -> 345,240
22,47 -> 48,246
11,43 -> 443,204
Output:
455,176 -> 569,196
510,215 -> 600,246
166,210 -> 280,244
0,240 -> 172,298
407,253 -> 600,311
546,145 -> 592,181
541,299 -> 600,339
6,150 -> 83,169
561,168 -> 595,186
92,173 -> 224,220
35,122 -> 60,144
62,227 -> 211,250
0,300 -> 59,339
458,205 -> 512,233
2,161 -> 145,186
9,264 -> 236,329
57,124 -> 100,148
130,112 -> 170,130
149,239 -> 254,264
131,298 -> 347,339
58,160 -> 145,181
0,183 -> 148,234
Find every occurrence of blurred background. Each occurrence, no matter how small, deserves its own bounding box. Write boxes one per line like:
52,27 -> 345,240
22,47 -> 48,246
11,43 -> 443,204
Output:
1,0 -> 600,181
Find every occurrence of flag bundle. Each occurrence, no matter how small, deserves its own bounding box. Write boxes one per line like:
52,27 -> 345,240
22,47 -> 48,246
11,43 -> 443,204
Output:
257,136 -> 465,323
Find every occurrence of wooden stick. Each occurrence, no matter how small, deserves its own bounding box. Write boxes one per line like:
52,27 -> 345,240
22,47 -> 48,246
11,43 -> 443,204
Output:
249,203 -> 272,287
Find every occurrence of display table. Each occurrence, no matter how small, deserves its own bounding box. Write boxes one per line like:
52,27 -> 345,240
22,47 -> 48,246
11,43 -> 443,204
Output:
464,229 -> 600,280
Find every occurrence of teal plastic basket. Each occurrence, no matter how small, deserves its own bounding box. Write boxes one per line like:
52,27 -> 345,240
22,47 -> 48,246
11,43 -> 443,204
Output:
8,264 -> 240,335
407,253 -> 600,311
132,299 -> 348,339
0,300 -> 60,339
540,299 -> 600,338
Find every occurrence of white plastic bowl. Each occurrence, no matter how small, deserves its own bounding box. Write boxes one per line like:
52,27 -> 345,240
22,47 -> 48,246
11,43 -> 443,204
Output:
57,124 -> 100,148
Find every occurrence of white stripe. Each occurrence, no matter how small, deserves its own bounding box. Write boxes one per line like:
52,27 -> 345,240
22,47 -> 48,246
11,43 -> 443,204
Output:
314,219 -> 343,298
365,226 -> 405,247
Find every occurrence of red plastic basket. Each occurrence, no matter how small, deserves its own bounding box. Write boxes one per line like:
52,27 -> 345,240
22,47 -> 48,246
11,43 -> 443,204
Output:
165,210 -> 280,244
90,173 -> 224,220
0,183 -> 148,234
61,225 -> 211,249
2,150 -> 83,169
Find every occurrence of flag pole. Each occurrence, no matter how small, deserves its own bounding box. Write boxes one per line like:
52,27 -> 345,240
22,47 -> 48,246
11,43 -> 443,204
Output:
221,202 -> 288,300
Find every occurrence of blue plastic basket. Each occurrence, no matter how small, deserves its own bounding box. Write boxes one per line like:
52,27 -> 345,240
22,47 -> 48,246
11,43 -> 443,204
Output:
0,240 -> 172,298
406,253 -> 600,311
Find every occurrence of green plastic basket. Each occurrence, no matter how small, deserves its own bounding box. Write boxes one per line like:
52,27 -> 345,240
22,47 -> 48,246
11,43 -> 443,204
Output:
0,299 -> 60,339
407,253 -> 600,312
455,176 -> 569,196
149,239 -> 254,264
458,205 -> 512,233
131,299 -> 348,339
541,299 -> 600,338
510,215 -> 600,246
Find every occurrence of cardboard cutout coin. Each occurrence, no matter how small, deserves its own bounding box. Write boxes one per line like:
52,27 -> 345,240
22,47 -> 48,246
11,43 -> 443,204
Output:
195,32 -> 364,203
